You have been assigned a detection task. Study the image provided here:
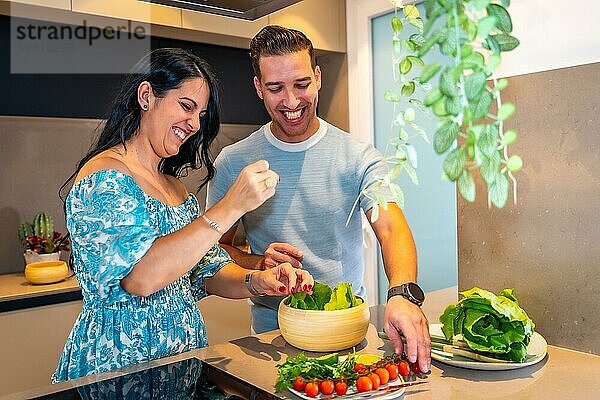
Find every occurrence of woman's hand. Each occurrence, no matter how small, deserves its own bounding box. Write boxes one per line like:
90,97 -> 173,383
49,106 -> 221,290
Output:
222,160 -> 279,214
252,262 -> 314,296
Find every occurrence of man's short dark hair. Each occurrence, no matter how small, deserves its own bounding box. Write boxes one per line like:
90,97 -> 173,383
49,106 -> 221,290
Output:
250,25 -> 316,80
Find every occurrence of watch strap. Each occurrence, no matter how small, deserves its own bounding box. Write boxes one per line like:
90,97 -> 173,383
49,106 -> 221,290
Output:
245,271 -> 266,297
387,283 -> 424,306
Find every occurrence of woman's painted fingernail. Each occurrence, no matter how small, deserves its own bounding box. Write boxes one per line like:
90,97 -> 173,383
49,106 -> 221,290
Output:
308,284 -> 313,290
279,286 -> 286,293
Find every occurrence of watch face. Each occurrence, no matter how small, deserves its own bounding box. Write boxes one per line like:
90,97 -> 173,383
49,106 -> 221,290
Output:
408,282 -> 425,301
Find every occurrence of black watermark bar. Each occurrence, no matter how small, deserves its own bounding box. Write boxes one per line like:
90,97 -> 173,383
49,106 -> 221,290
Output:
10,4 -> 151,74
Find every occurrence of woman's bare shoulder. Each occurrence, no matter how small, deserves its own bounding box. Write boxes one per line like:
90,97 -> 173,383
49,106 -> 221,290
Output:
74,150 -> 132,184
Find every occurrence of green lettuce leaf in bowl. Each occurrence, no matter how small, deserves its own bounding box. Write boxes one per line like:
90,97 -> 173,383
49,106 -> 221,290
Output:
439,287 -> 535,362
286,281 -> 363,310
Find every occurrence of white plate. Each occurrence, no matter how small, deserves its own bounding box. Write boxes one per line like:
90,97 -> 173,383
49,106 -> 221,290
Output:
289,377 -> 406,400
429,323 -> 547,370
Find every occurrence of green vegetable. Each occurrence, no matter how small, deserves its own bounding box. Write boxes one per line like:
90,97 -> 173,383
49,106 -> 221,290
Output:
275,352 -> 358,392
286,281 -> 363,311
439,287 -> 535,362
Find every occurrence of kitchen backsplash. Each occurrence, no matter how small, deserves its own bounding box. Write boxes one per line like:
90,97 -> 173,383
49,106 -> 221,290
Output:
457,62 -> 600,355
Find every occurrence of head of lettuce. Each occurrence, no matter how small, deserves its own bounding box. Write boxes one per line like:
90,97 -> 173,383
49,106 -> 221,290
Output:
439,287 -> 535,362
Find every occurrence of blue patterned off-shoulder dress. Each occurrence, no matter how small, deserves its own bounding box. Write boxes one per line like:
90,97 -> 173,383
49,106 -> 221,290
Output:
52,170 -> 233,383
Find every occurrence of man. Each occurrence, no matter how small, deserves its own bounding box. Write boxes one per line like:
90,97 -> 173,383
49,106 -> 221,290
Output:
206,25 -> 431,372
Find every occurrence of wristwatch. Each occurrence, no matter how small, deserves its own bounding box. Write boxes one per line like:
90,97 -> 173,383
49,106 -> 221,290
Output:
387,282 -> 425,307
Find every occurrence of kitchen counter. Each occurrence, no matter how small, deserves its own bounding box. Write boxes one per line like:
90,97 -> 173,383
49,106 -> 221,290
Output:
5,287 -> 600,399
0,272 -> 81,312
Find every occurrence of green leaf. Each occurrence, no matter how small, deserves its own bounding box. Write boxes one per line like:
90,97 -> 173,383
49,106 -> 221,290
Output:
409,33 -> 426,47
462,52 -> 485,70
418,34 -> 438,56
480,151 -> 502,184
404,162 -> 419,185
432,96 -> 449,116
409,121 -> 430,143
458,170 -> 476,202
407,56 -> 425,68
498,103 -> 516,120
473,0 -> 491,11
401,81 -> 416,97
419,62 -> 442,83
440,37 -> 457,56
376,194 -> 389,210
409,17 -> 424,31
496,78 -> 509,90
370,202 -> 379,223
464,72 -> 488,101
486,4 -> 513,33
389,183 -> 405,209
501,129 -> 517,146
477,124 -> 499,156
492,34 -> 520,51
506,155 -> 523,172
434,121 -> 459,154
424,87 -> 443,106
489,173 -> 509,208
487,53 -> 501,72
484,35 -> 500,53
460,44 -> 473,58
400,58 -> 412,74
445,95 -> 462,115
384,90 -> 401,102
440,70 -> 458,98
404,108 -> 415,122
403,4 -> 419,19
443,147 -> 467,181
477,15 -> 497,38
391,16 -> 403,33
469,90 -> 493,121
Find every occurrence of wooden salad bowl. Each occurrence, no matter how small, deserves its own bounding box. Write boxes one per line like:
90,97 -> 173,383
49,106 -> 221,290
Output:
278,297 -> 370,352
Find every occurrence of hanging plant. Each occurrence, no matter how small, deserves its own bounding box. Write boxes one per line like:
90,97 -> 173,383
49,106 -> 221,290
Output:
357,0 -> 521,223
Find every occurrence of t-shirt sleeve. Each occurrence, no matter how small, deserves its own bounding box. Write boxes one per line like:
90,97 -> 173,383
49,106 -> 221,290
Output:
205,149 -> 234,210
67,171 -> 159,305
357,144 -> 396,213
189,244 -> 234,301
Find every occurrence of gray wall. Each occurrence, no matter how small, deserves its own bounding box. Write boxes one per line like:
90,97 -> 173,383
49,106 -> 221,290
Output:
458,62 -> 600,354
0,116 -> 256,274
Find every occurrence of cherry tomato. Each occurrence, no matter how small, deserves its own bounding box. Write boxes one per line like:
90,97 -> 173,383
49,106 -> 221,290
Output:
320,379 -> 335,395
374,368 -> 390,385
411,363 -> 422,374
385,363 -> 399,380
367,372 -> 380,389
335,381 -> 348,396
354,363 -> 367,374
397,360 -> 410,377
304,382 -> 319,398
292,376 -> 306,391
356,376 -> 373,393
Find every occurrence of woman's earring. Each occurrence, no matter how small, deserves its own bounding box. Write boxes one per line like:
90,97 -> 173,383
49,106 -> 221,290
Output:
142,104 -> 148,110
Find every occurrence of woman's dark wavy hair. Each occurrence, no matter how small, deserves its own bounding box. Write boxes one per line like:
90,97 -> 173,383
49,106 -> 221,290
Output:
61,47 -> 220,198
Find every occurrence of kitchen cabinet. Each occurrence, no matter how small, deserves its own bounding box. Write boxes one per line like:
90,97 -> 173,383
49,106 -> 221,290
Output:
71,0 -> 182,28
268,0 -> 346,52
8,0 -> 70,10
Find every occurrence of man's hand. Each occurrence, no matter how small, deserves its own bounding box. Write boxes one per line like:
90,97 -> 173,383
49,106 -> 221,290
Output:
260,242 -> 303,269
383,296 -> 431,373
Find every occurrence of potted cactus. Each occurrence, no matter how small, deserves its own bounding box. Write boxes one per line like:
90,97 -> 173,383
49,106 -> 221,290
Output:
18,212 -> 70,265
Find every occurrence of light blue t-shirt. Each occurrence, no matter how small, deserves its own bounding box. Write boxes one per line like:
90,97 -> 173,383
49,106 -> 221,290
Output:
206,119 -> 392,331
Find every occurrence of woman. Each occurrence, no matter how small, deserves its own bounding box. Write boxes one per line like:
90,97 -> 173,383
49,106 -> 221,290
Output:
52,48 -> 313,382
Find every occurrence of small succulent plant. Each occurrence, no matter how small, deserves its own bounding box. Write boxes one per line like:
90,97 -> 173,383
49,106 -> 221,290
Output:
18,212 -> 70,254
